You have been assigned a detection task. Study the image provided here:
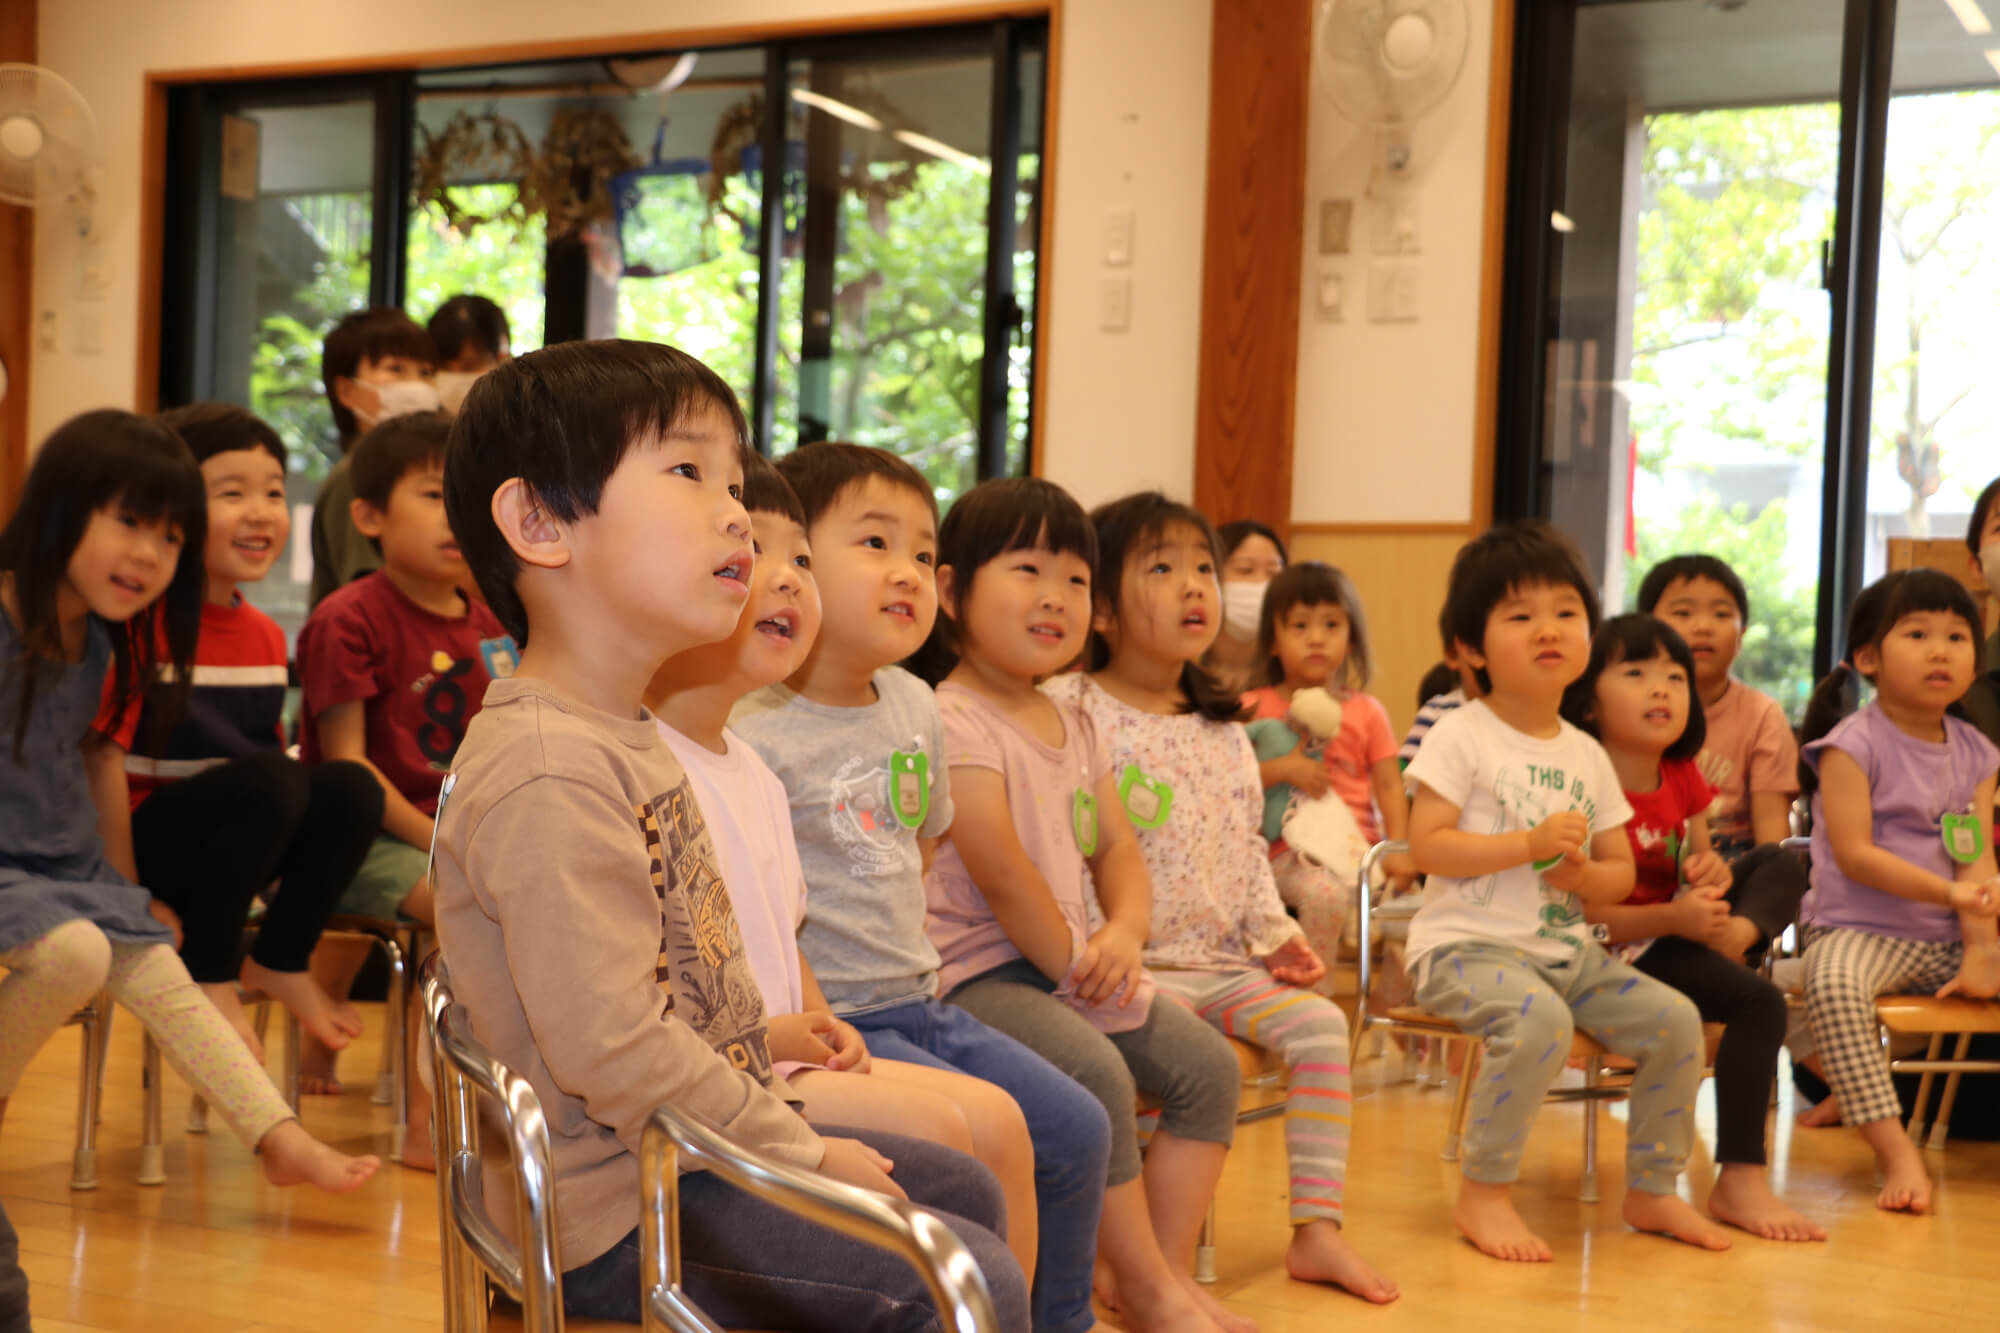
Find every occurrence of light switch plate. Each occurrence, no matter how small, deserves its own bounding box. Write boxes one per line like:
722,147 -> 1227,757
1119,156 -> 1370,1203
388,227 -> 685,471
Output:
1100,276 -> 1132,331
1105,209 -> 1135,267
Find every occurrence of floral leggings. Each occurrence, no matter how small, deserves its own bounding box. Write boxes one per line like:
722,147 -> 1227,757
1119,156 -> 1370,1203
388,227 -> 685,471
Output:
0,919 -> 293,1149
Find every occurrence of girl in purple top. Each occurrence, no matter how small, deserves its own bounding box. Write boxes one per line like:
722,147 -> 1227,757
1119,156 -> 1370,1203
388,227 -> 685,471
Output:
1800,569 -> 2000,1215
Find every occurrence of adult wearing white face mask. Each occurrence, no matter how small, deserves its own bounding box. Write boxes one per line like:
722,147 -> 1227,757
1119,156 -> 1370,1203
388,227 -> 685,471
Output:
1206,518 -> 1287,696
307,310 -> 442,608
1958,475 -> 2000,749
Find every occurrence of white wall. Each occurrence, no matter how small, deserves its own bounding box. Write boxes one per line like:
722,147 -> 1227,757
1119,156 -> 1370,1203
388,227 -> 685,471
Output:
30,0 -> 1212,507
1292,0 -> 1494,524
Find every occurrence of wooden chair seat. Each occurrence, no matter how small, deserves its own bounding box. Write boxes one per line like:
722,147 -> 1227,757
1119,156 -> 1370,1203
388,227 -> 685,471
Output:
491,1309 -> 777,1332
1875,995 -> 2000,1035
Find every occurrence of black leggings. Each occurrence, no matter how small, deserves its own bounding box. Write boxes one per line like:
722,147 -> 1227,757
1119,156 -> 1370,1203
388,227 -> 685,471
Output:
1629,844 -> 1806,1166
132,752 -> 383,983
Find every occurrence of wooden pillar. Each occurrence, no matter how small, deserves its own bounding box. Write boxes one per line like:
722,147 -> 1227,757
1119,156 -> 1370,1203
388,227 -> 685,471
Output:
1191,0 -> 1310,538
0,0 -> 34,511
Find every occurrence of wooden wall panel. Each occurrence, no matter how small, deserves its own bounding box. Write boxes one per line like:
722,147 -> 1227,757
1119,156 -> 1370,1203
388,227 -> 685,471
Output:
1192,0 -> 1309,537
0,0 -> 33,509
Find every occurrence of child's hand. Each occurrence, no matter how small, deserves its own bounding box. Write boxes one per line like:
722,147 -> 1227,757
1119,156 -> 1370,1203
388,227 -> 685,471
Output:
1540,846 -> 1589,893
1280,743 -> 1332,799
766,1012 -> 839,1067
820,1016 -> 872,1074
1260,934 -> 1326,988
147,898 -> 183,951
1671,887 -> 1732,945
1947,880 -> 2000,917
1073,921 -> 1145,1007
1382,851 -> 1419,895
817,1137 -> 907,1200
1526,811 -> 1590,865
1682,849 -> 1732,894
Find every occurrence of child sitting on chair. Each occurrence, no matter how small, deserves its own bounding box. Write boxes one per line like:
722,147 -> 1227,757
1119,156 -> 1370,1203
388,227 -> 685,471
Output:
432,341 -> 1027,1329
1404,521 -> 1721,1263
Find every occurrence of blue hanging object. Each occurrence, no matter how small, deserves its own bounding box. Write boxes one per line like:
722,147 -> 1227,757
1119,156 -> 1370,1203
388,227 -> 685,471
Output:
611,115 -> 716,278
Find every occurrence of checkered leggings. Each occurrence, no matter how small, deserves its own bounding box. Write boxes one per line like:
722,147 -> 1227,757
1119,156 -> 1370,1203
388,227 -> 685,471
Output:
1801,926 -> 1963,1127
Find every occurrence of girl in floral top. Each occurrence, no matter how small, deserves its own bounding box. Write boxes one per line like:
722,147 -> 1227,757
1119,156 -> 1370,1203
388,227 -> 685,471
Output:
1045,492 -> 1398,1305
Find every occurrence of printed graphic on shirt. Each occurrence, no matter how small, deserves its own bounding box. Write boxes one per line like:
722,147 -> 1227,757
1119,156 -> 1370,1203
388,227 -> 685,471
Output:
412,634 -> 519,770
1696,748 -> 1733,820
1460,761 -> 1601,951
638,779 -> 772,1082
827,734 -> 929,876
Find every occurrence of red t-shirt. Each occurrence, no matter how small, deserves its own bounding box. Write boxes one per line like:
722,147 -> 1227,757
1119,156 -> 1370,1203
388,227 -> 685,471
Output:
1621,756 -> 1719,907
296,572 -> 518,813
93,596 -> 290,810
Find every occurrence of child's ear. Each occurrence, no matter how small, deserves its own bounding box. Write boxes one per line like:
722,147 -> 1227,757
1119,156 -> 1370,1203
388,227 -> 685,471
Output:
935,563 -> 958,619
348,497 -> 386,540
491,478 -> 570,571
1853,642 -> 1882,678
1090,598 -> 1117,640
1451,635 -> 1485,673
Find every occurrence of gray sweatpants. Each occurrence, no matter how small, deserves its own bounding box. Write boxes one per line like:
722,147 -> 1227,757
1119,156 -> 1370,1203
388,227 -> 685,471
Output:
1416,939 -> 1705,1193
950,958 -> 1242,1185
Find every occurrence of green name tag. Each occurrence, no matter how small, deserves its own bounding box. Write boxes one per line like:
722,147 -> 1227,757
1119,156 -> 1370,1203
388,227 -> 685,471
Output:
1943,811 -> 1984,865
1074,788 -> 1099,856
889,750 -> 930,829
1118,764 -> 1174,830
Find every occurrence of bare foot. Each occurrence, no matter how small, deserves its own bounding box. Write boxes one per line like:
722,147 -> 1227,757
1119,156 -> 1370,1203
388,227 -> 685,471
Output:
1622,1189 -> 1732,1250
1796,1093 -> 1841,1127
198,981 -> 266,1064
1869,1130 -> 1934,1214
1706,1164 -> 1825,1241
241,958 -> 364,1052
1114,1271 -> 1229,1333
1454,1180 -> 1552,1262
297,1036 -> 345,1097
1175,1273 -> 1257,1333
257,1119 -> 380,1194
1285,1219 -> 1399,1303
1944,945 -> 2000,1000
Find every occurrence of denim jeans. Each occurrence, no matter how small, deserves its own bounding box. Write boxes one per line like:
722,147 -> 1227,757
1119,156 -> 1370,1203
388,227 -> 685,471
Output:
561,1125 -> 1028,1331
849,996 -> 1110,1333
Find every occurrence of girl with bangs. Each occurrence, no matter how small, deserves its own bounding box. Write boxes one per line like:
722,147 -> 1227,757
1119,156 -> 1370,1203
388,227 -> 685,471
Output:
1795,570 -> 2000,1215
0,411 -> 377,1196
1045,492 -> 1398,1305
1562,614 -> 1822,1243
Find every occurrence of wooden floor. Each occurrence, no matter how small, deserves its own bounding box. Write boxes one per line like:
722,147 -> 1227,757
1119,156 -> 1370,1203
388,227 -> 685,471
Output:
4,1003 -> 1998,1332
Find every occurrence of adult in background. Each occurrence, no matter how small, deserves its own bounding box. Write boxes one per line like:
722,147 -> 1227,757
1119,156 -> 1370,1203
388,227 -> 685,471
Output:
1207,518 -> 1287,696
427,294 -> 512,413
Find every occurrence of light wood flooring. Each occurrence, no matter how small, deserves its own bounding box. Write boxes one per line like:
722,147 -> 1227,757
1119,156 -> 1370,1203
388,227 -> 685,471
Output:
3,1002 -> 1998,1332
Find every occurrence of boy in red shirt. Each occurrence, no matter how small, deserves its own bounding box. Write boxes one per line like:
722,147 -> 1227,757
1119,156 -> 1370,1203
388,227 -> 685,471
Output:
296,411 -> 517,1160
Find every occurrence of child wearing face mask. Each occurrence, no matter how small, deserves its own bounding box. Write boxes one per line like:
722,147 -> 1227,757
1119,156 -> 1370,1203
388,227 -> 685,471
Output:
1957,476 -> 2000,749
426,294 -> 513,414
1205,519 -> 1286,696
308,308 -> 440,608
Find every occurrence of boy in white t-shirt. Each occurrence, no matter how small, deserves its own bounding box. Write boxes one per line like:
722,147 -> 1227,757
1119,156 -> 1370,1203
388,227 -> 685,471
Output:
1406,521 -> 1719,1264
643,455 -> 1039,1292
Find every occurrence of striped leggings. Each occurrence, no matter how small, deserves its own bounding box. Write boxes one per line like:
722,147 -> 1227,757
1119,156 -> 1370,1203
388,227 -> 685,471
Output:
1153,966 -> 1351,1225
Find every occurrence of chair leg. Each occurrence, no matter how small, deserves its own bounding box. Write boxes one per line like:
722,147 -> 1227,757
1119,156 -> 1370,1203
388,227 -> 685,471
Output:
1194,1201 -> 1217,1285
1442,1039 -> 1477,1163
70,998 -> 104,1191
283,1013 -> 304,1114
1906,1034 -> 1942,1142
1925,1034 -> 1971,1152
1579,1062 -> 1600,1205
385,933 -> 409,1162
140,1034 -> 166,1186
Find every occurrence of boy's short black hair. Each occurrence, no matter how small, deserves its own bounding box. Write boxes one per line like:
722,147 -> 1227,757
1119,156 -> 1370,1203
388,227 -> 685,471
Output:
1440,520 -> 1601,693
1215,518 -> 1288,569
1561,614 -> 1708,762
323,308 -> 437,444
743,450 -> 806,529
1635,553 -> 1750,622
444,339 -> 751,647
157,402 -> 288,470
1968,477 -> 2000,555
349,412 -> 453,556
428,294 -> 512,366
775,442 -> 938,531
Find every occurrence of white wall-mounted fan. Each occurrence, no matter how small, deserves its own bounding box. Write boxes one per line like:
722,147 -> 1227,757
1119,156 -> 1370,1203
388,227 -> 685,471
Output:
1316,0 -> 1470,173
0,64 -> 98,215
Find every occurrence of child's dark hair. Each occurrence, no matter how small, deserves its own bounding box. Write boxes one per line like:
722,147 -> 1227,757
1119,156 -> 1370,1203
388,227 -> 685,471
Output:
444,339 -> 751,646
428,294 -> 511,367
1561,614 -> 1707,762
775,441 -> 938,532
323,308 -> 436,445
1967,477 -> 2000,555
1635,553 -> 1750,622
351,411 -> 453,515
157,402 -> 288,470
907,477 -> 1096,686
1254,560 -> 1372,690
1798,569 -> 1984,793
1216,518 -> 1288,569
1417,660 -> 1459,707
1084,491 -> 1240,722
742,450 -> 805,529
0,411 -> 206,760
1440,520 -> 1601,693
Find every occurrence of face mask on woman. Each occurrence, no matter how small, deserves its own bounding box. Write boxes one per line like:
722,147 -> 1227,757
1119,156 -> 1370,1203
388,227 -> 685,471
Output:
1221,580 -> 1268,642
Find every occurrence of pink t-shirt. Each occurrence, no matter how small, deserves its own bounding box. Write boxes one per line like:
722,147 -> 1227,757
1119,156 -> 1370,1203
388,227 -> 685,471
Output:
1697,677 -> 1798,851
655,719 -> 814,1081
1242,685 -> 1396,841
926,681 -> 1154,1032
